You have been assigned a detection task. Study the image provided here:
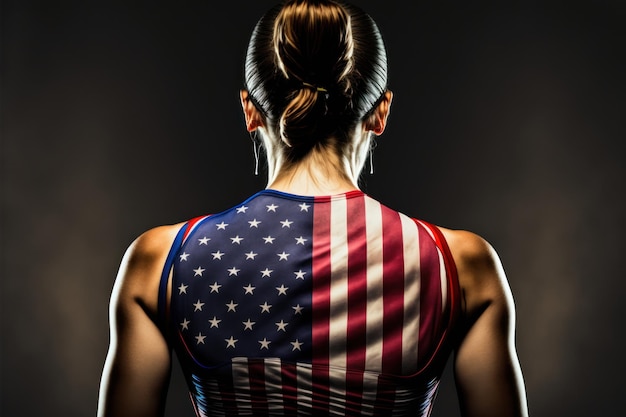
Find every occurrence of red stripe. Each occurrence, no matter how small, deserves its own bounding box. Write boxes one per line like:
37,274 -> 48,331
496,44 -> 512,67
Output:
311,196 -> 332,411
248,358 -> 268,415
346,195 -> 367,404
182,215 -> 210,241
380,206 -> 405,374
373,375 -> 397,413
217,368 -> 237,416
281,362 -> 298,412
418,220 -> 462,371
417,223 -> 443,366
427,222 -> 460,325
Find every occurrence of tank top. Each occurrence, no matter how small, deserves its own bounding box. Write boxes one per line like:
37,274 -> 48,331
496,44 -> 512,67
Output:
158,189 -> 460,416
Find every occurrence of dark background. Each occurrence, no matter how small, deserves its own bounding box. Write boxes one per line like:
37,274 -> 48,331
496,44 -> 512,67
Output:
2,1 -> 625,416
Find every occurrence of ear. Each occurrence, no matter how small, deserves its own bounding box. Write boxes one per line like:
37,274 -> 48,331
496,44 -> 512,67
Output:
365,90 -> 393,136
240,90 -> 265,132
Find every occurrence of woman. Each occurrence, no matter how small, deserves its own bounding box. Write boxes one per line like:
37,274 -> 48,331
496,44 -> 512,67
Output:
98,0 -> 528,416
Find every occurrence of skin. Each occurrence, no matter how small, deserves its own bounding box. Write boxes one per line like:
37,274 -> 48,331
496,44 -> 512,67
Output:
97,89 -> 528,417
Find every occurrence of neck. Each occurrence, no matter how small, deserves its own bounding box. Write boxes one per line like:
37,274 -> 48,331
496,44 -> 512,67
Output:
266,144 -> 366,196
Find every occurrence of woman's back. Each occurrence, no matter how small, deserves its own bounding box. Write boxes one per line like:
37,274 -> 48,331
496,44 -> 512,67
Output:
164,189 -> 460,416
97,1 -> 528,415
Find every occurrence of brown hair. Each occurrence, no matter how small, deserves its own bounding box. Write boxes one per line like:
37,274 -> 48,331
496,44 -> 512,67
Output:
244,0 -> 388,160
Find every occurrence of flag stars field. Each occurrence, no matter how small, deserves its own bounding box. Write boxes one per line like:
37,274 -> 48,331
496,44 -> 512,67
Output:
173,195 -> 323,366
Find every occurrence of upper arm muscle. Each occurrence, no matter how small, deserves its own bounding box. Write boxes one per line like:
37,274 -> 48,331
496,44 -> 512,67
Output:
98,225 -> 181,417
443,230 -> 528,417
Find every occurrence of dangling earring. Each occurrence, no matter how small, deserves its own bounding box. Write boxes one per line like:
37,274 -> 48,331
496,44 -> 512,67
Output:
251,131 -> 260,176
368,137 -> 378,175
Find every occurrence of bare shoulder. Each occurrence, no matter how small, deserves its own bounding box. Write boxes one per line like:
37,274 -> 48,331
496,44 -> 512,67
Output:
126,223 -> 186,262
112,222 -> 187,317
437,227 -> 500,273
436,227 -> 512,320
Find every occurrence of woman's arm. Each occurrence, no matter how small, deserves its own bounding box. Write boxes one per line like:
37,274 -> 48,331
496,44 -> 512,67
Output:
443,229 -> 529,417
97,225 -> 182,417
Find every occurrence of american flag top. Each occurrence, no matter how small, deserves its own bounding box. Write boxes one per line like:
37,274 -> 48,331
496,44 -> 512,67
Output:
158,189 -> 460,416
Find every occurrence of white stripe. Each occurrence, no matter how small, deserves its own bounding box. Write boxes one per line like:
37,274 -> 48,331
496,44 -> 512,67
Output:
364,196 -> 384,373
231,357 -> 252,415
328,367 -> 348,415
328,195 -> 348,401
297,362 -> 313,414
360,371 -> 380,416
415,219 -> 436,240
437,248 -> 448,313
264,358 -> 284,414
416,220 -> 449,315
400,214 -> 421,374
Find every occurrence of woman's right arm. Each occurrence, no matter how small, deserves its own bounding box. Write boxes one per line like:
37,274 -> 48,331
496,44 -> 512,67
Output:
442,229 -> 529,417
97,225 -> 181,417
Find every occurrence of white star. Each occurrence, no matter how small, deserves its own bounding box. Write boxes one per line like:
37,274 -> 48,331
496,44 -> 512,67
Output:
276,284 -> 288,295
242,319 -> 256,330
299,203 -> 311,212
209,282 -> 221,293
290,339 -> 303,351
226,300 -> 238,312
216,221 -> 229,230
227,267 -> 240,276
198,237 -> 210,245
263,236 -> 275,244
259,338 -> 271,349
225,336 -> 238,348
195,332 -> 206,344
178,283 -> 188,294
193,300 -> 205,311
193,266 -> 205,277
212,250 -> 224,260
243,284 -> 256,294
260,268 -> 273,277
280,219 -> 293,228
179,252 -> 190,261
230,235 -> 244,244
236,205 -> 248,213
259,302 -> 272,313
180,318 -> 190,330
245,251 -> 258,260
248,219 -> 261,228
277,251 -> 290,261
266,204 -> 278,212
295,236 -> 307,245
208,316 -> 221,328
292,304 -> 303,315
294,270 -> 306,280
275,320 -> 288,332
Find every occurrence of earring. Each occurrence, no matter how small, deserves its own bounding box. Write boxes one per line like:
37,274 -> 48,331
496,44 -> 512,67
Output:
251,131 -> 260,176
367,136 -> 379,175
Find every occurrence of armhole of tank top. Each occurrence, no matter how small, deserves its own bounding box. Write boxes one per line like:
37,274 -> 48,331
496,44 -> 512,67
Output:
415,220 -> 462,341
426,223 -> 461,325
157,222 -> 189,330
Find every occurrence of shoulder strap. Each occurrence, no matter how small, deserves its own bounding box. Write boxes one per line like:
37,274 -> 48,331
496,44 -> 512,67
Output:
157,215 -> 213,330
414,220 -> 462,338
157,223 -> 189,328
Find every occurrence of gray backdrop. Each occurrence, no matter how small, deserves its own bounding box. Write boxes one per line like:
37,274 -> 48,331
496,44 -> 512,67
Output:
2,1 -> 625,416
